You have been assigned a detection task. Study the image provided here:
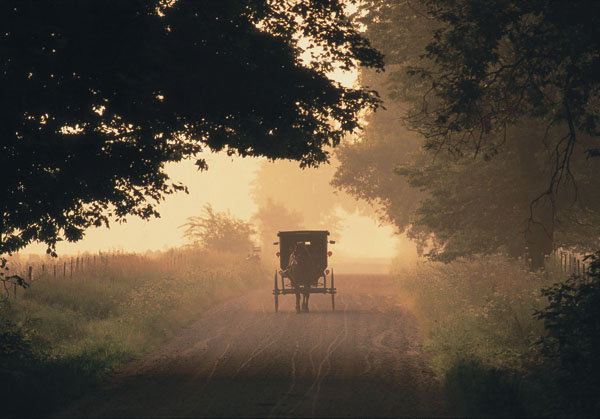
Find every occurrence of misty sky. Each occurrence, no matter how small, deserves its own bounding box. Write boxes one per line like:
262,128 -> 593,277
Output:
25,153 -> 408,259
23,63 -> 412,261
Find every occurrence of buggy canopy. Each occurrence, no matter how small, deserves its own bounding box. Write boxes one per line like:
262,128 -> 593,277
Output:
277,230 -> 330,272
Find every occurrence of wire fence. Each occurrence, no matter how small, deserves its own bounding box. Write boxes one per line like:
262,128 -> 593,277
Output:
546,248 -> 591,279
2,249 -> 210,300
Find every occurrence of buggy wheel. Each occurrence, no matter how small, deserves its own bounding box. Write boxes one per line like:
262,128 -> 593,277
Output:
274,269 -> 279,312
330,268 -> 335,312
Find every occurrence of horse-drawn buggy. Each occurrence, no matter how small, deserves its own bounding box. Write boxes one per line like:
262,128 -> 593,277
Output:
272,230 -> 336,313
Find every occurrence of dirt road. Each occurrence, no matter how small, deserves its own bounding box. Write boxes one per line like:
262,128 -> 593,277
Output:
60,275 -> 445,418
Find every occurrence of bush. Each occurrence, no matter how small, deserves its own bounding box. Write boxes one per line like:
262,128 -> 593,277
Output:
534,251 -> 600,417
394,255 -> 548,374
393,255 -> 557,416
443,359 -> 527,418
395,252 -> 600,417
181,204 -> 256,253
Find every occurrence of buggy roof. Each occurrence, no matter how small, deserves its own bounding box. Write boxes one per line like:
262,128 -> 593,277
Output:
277,230 -> 330,237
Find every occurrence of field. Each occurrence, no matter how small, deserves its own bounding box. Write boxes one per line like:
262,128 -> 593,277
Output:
0,248 -> 267,417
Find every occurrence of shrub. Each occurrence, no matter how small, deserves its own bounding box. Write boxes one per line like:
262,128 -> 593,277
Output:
534,251 -> 600,417
395,252 -> 600,417
393,254 -> 557,416
181,204 -> 256,253
443,359 -> 527,418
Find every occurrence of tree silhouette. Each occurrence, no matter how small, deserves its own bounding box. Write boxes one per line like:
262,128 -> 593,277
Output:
0,0 -> 383,256
181,204 -> 255,253
334,0 -> 600,268
252,198 -> 303,263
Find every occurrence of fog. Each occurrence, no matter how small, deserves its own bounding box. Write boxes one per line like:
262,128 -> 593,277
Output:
24,153 -> 417,271
23,53 -> 414,270
5,1 -> 598,417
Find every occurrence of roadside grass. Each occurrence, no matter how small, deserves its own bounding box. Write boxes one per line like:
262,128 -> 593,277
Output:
0,248 -> 267,417
393,255 -> 565,417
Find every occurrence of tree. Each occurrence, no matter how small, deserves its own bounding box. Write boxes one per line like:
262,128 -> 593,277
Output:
332,94 -> 426,240
332,0 -> 436,254
251,198 -> 303,264
400,0 -> 600,267
334,0 -> 600,268
250,158 -> 370,237
409,0 -> 600,165
181,204 -> 255,253
0,0 -> 383,257
397,124 -> 600,265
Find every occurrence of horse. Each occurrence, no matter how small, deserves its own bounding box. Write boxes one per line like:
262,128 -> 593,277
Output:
284,243 -> 318,313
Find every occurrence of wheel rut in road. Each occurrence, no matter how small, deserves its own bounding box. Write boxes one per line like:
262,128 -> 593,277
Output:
59,274 -> 445,418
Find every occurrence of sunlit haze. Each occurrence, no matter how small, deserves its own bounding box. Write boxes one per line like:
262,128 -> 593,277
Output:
25,153 -> 413,262
24,63 -> 412,265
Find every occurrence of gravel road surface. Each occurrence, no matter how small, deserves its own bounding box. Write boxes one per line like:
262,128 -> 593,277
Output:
59,274 -> 445,418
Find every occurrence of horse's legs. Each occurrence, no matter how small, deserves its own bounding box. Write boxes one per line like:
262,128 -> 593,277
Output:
295,290 -> 301,313
302,287 -> 310,312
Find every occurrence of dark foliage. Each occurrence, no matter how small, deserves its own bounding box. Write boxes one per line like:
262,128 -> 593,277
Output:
334,0 -> 600,266
443,359 -> 527,418
0,0 -> 383,256
534,251 -> 600,416
0,316 -> 131,417
414,0 -> 600,161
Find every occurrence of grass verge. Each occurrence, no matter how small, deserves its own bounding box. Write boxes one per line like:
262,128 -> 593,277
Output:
1,248 -> 266,417
392,254 -> 584,417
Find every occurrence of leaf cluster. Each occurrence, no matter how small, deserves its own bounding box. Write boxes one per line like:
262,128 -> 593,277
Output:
0,257 -> 28,301
0,0 -> 383,256
412,0 -> 600,162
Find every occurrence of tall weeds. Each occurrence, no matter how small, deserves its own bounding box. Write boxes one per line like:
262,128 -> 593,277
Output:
0,248 -> 266,417
393,255 -> 570,417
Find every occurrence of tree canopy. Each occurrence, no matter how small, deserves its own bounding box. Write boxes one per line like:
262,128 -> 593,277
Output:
409,0 -> 600,183
334,0 -> 600,268
251,198 -> 303,263
0,0 -> 383,256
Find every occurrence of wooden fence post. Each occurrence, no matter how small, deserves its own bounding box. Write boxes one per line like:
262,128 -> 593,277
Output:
70,259 -> 73,277
28,266 -> 32,283
54,264 -> 56,279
